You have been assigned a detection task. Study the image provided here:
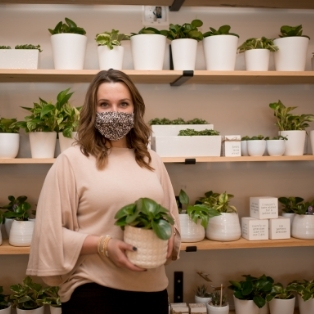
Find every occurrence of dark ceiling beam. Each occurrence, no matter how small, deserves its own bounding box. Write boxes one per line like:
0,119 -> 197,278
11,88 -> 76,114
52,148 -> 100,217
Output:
169,0 -> 185,11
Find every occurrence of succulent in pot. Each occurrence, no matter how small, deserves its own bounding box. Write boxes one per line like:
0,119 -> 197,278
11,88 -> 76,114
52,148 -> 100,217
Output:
0,117 -> 20,159
195,271 -> 213,304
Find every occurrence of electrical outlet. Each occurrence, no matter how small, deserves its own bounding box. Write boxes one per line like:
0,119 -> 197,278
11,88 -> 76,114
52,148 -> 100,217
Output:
142,6 -> 169,26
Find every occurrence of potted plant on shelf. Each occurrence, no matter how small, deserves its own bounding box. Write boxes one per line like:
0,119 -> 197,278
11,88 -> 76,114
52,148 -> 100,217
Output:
207,284 -> 229,314
278,196 -> 304,227
195,271 -> 213,304
241,135 -> 250,156
0,117 -> 20,158
42,286 -> 61,314
49,17 -> 87,69
202,24 -> 239,71
273,24 -> 310,71
269,99 -> 314,156
264,135 -> 287,156
95,29 -> 130,70
246,135 -> 266,156
114,197 -> 174,269
0,286 -> 10,314
166,19 -> 203,70
237,37 -> 278,71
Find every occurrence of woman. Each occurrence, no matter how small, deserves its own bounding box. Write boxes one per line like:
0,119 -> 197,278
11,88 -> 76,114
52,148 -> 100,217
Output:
27,69 -> 181,314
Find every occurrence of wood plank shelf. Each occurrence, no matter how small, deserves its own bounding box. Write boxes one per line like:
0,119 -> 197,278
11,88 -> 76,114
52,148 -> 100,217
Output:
0,240 -> 30,255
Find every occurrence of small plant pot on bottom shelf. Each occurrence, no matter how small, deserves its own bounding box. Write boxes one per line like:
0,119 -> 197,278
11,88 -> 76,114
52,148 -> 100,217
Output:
268,296 -> 295,314
233,296 -> 259,314
195,295 -> 212,304
292,214 -> 314,239
244,49 -> 270,71
298,294 -> 314,314
207,303 -> 229,314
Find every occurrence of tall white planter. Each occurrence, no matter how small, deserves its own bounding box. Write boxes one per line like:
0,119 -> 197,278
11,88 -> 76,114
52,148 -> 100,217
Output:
9,220 -> 35,246
233,296 -> 259,314
0,133 -> 20,158
171,38 -> 198,70
203,35 -> 238,71
29,132 -> 57,158
179,214 -> 205,242
244,49 -> 270,71
51,33 -> 87,70
298,295 -> 314,314
279,130 -> 306,156
269,296 -> 295,314
0,49 -> 39,69
59,132 -> 77,153
292,214 -> 314,239
97,45 -> 124,70
273,37 -> 309,71
130,34 -> 166,70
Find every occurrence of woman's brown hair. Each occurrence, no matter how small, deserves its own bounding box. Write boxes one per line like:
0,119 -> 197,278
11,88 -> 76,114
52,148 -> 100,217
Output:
77,69 -> 153,170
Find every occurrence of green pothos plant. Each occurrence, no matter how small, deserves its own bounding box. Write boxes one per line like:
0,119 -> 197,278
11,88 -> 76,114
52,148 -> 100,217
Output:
95,29 -> 130,50
237,37 -> 278,53
203,24 -> 239,38
131,27 -> 168,36
287,279 -> 314,301
167,19 -> 203,41
0,117 -> 20,133
49,17 -> 86,35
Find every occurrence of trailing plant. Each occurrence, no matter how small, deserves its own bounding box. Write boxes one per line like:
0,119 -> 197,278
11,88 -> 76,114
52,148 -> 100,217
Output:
237,37 -> 278,53
15,44 -> 42,52
131,27 -> 168,36
278,24 -> 310,39
1,195 -> 31,221
149,117 -> 208,125
203,24 -> 239,38
266,282 -> 295,301
48,17 -> 86,35
167,19 -> 203,41
95,29 -> 130,50
196,271 -> 212,298
278,196 -> 304,214
178,129 -> 220,136
0,46 -> 11,49
114,197 -> 174,240
0,117 -> 20,133
287,279 -> 314,301
0,286 -> 10,310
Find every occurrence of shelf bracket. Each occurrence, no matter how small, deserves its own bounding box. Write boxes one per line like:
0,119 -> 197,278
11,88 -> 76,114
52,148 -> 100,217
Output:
184,158 -> 196,164
170,70 -> 194,86
169,0 -> 185,11
185,246 -> 197,252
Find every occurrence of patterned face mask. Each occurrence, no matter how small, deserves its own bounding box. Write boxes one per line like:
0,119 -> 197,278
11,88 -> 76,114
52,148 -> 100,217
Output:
95,111 -> 134,141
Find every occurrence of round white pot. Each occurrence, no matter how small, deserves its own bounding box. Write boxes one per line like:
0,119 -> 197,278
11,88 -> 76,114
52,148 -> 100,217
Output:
207,303 -> 229,314
266,140 -> 285,156
0,305 -> 11,314
195,295 -> 211,305
203,35 -> 238,71
279,130 -> 306,156
59,132 -> 77,153
97,45 -> 124,70
310,130 -> 314,155
247,140 -> 266,156
123,225 -> 168,269
29,132 -> 57,158
292,214 -> 314,239
241,140 -> 248,156
244,49 -> 270,71
130,34 -> 166,70
51,34 -> 87,70
206,212 -> 241,241
273,37 -> 309,71
16,306 -> 44,314
9,220 -> 35,246
298,294 -> 314,314
233,296 -> 259,314
171,38 -> 198,70
0,133 -> 20,158
4,218 -> 13,238
50,305 -> 62,314
281,213 -> 295,230
179,214 -> 205,242
269,296 -> 295,314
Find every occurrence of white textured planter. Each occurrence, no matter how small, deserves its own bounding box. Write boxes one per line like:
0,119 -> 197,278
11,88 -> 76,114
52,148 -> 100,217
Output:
151,124 -> 214,137
123,225 -> 168,269
233,296 -> 259,314
207,303 -> 229,314
292,214 -> 314,239
29,132 -> 57,158
0,49 -> 39,69
131,34 -> 166,70
310,130 -> 314,155
298,294 -> 314,314
179,214 -> 205,242
97,45 -> 124,70
195,295 -> 212,305
244,49 -> 270,71
0,305 -> 11,314
50,306 -> 62,314
0,133 -> 19,158
281,213 -> 295,229
4,218 -> 13,238
269,296 -> 295,314
59,132 -> 77,153
16,306 -> 44,314
266,140 -> 285,156
247,140 -> 266,156
51,34 -> 87,70
9,220 -> 35,246
273,37 -> 309,71
279,130 -> 306,156
241,140 -> 248,156
171,38 -> 198,70
203,35 -> 238,71
206,213 -> 241,241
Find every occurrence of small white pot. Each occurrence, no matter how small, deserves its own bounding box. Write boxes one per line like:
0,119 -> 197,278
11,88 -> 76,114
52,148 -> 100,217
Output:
269,296 -> 295,314
29,132 -> 57,158
171,38 -> 198,70
0,133 -> 20,158
233,296 -> 259,314
9,220 -> 35,246
97,45 -> 124,70
298,294 -> 314,314
0,49 -> 39,69
266,140 -> 285,156
0,305 -> 11,314
195,295 -> 212,305
50,305 -> 62,314
207,303 -> 229,314
247,140 -> 266,156
281,213 -> 295,230
179,214 -> 205,242
241,140 -> 248,156
16,306 -> 44,314
292,214 -> 314,239
59,132 -> 77,153
244,49 -> 270,71
4,218 -> 13,238
279,130 -> 306,156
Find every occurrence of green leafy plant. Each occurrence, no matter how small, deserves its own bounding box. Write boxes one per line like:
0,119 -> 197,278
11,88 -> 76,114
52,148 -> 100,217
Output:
131,27 -> 168,36
1,195 -> 31,221
178,129 -> 220,136
287,279 -> 314,301
0,286 -> 10,310
246,135 -> 265,140
237,37 -> 278,53
149,117 -> 208,125
0,117 -> 20,133
195,271 -> 212,298
264,135 -> 287,140
167,19 -> 203,41
241,135 -> 250,141
210,284 -> 228,307
114,197 -> 174,240
279,24 -> 310,39
269,100 -> 314,131
203,24 -> 239,38
0,46 -> 11,49
278,196 -> 304,214
266,282 -> 295,301
15,44 -> 42,52
42,286 -> 61,308
95,29 -> 130,50
48,17 -> 86,35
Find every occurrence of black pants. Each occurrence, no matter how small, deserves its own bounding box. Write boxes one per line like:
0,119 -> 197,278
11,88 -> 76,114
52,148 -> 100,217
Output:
62,283 -> 169,314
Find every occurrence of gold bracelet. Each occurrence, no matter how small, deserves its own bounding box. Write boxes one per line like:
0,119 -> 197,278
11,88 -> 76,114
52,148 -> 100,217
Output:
101,235 -> 112,257
97,236 -> 106,256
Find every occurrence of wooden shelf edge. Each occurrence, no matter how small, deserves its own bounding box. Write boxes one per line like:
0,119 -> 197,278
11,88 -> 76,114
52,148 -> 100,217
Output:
0,240 -> 30,255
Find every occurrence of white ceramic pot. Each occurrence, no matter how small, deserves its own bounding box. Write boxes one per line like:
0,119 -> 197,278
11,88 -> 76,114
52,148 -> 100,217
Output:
195,295 -> 211,305
245,49 -> 270,71
4,218 -> 13,238
179,214 -> 205,242
50,305 -> 62,314
9,220 -> 35,246
0,49 -> 39,69
131,34 -> 166,70
123,225 -> 168,269
171,38 -> 198,70
310,130 -> 314,155
259,303 -> 269,314
97,45 -> 124,70
29,132 -> 57,158
206,212 -> 241,241
59,132 -> 77,153
281,213 -> 295,230
241,140 -> 248,156
279,130 -> 306,156
233,296 -> 259,314
51,33 -> 87,70
0,133 -> 20,158
298,294 -> 314,314
203,35 -> 238,71
0,305 -> 11,314
269,296 -> 295,314
16,306 -> 44,314
292,214 -> 314,239
207,303 -> 229,314
274,37 -> 309,71
247,140 -> 266,156
266,140 -> 285,156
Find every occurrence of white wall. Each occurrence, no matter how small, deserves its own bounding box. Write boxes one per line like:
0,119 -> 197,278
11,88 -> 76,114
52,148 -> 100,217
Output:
1,4 -> 314,310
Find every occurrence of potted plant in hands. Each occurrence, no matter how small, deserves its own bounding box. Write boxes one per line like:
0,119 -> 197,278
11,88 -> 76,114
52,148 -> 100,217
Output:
0,117 -> 20,158
0,286 -> 10,314
207,284 -> 229,314
42,286 -> 61,314
114,197 -> 174,269
166,19 -> 203,70
95,29 -> 130,70
237,37 -> 278,71
202,24 -> 239,71
195,271 -> 213,304
49,17 -> 87,69
273,24 -> 310,71
264,135 -> 287,156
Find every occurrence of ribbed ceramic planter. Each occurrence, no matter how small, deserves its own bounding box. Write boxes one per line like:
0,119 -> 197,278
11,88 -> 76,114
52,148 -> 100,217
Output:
171,38 -> 198,70
279,130 -> 306,156
123,225 -> 168,269
292,215 -> 314,239
207,303 -> 229,314
9,220 -> 35,246
97,45 -> 124,70
233,296 -> 259,314
0,133 -> 20,158
269,296 -> 295,314
266,140 -> 285,156
244,49 -> 270,71
16,306 -> 44,314
29,132 -> 57,158
179,214 -> 205,242
59,132 -> 77,153
298,294 -> 314,314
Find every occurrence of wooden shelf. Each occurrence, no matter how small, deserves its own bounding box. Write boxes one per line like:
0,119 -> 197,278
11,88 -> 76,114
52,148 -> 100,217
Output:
0,240 -> 30,255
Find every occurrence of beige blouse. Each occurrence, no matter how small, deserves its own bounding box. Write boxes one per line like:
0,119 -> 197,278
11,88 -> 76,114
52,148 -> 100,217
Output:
26,146 -> 181,302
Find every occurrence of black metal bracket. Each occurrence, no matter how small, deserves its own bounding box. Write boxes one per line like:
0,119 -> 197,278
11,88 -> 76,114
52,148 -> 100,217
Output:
174,271 -> 184,302
170,70 -> 194,86
185,246 -> 197,252
169,0 -> 185,11
184,158 -> 196,164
